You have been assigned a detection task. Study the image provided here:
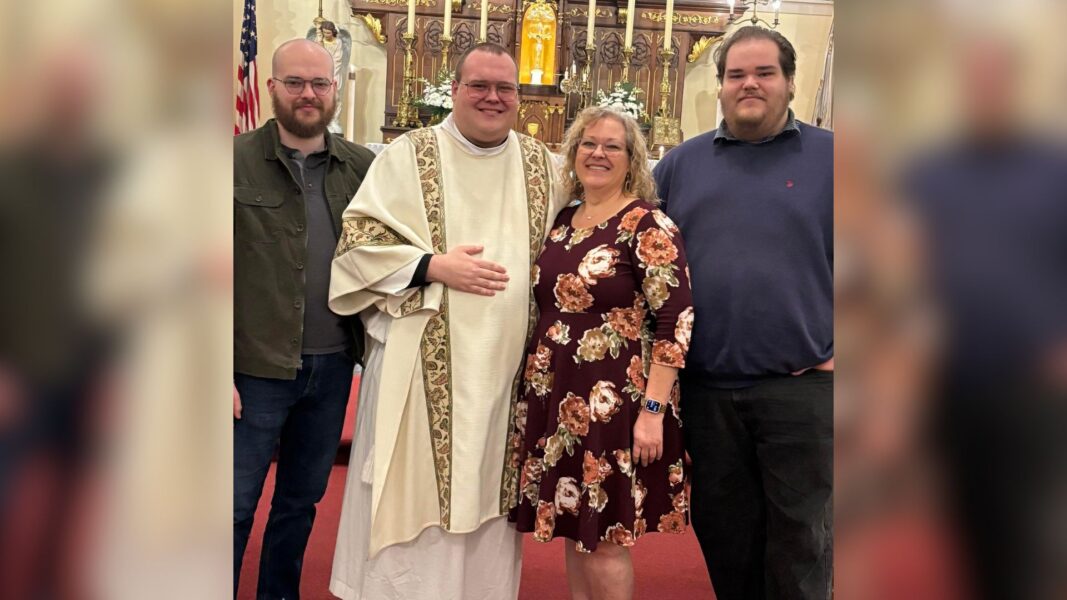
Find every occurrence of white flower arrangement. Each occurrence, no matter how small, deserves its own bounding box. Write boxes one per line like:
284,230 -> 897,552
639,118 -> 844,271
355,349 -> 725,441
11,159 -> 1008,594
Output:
596,82 -> 646,121
416,77 -> 453,112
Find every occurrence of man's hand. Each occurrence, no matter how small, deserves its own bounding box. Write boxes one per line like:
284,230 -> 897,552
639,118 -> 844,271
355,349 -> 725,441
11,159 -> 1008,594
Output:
426,245 -> 509,296
234,385 -> 242,419
632,411 -> 664,467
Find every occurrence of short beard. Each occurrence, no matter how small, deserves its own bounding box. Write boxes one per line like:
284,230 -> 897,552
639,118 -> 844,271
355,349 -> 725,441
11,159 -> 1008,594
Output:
271,91 -> 337,139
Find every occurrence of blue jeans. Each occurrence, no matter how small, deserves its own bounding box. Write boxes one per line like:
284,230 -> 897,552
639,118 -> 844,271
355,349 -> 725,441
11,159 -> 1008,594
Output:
233,352 -> 353,600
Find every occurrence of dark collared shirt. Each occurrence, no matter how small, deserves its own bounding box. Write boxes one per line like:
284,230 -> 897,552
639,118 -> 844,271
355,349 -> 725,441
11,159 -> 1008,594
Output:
281,146 -> 350,354
713,109 -> 801,145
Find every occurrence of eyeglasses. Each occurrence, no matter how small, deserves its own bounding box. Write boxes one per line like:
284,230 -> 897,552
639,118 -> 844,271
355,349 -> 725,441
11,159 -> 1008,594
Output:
458,81 -> 519,101
272,77 -> 334,96
577,140 -> 627,155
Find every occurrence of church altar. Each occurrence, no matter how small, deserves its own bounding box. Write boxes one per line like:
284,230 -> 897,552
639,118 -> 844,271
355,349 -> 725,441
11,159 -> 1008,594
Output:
355,0 -> 736,150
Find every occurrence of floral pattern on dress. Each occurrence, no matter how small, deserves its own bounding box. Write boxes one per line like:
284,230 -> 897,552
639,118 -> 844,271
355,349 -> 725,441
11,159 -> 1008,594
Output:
578,244 -> 620,284
555,477 -> 581,516
521,455 -> 545,505
582,451 -> 614,513
509,199 -> 694,552
616,206 -> 650,244
534,500 -> 556,541
547,320 -> 572,345
589,381 -> 623,423
622,355 -> 647,403
674,306 -> 694,352
554,273 -> 594,313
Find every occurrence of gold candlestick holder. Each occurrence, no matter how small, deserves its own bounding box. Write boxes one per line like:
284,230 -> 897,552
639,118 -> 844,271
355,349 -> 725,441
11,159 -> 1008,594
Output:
392,32 -> 422,128
580,43 -> 596,109
440,34 -> 453,77
621,45 -> 634,83
650,47 -> 680,147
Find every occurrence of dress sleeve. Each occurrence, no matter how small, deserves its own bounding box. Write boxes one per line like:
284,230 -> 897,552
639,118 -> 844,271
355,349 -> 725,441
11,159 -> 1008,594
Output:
627,207 -> 694,369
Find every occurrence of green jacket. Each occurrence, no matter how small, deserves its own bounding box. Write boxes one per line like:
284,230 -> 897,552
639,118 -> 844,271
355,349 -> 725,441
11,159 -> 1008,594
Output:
234,119 -> 376,379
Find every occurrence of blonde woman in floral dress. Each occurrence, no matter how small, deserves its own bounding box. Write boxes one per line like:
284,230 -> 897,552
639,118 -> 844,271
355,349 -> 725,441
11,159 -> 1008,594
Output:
508,106 -> 693,600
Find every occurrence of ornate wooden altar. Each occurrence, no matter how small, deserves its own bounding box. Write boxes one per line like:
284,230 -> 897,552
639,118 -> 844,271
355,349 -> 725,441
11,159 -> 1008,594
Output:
350,0 -> 730,147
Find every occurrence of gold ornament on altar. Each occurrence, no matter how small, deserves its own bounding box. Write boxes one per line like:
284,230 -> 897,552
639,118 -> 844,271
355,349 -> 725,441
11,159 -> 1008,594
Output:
519,0 -> 558,86
727,0 -> 781,28
650,47 -> 680,147
392,32 -> 422,128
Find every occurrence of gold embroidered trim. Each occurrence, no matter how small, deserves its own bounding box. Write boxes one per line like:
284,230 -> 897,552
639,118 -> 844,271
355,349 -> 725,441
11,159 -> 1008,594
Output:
335,217 -> 405,257
500,134 -> 552,512
409,128 -> 454,527
399,288 -> 424,316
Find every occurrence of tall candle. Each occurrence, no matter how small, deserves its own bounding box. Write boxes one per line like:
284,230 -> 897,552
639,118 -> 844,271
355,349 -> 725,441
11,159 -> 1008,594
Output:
479,0 -> 489,41
407,0 -> 416,35
443,0 -> 451,34
624,0 -> 635,48
586,0 -> 596,46
346,65 -> 357,141
663,0 -> 674,50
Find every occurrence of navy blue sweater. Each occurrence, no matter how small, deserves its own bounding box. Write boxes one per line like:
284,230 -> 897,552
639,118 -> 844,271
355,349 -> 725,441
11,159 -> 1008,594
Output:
653,122 -> 833,386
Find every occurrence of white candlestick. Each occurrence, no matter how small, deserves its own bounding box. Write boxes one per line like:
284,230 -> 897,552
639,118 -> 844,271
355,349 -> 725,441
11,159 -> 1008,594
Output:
624,0 -> 635,48
407,0 -> 416,35
346,65 -> 357,141
586,0 -> 596,45
479,0 -> 489,41
443,0 -> 451,33
663,0 -> 674,51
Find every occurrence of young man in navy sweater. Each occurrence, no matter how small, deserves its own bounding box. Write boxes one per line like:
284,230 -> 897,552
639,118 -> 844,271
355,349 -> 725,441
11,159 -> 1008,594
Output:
653,26 -> 833,600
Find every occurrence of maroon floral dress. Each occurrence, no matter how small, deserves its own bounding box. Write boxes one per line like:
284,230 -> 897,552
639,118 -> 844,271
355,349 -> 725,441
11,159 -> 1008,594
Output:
508,199 -> 694,552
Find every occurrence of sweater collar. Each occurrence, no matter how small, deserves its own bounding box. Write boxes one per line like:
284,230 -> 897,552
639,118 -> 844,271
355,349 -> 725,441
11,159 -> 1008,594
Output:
714,109 -> 801,145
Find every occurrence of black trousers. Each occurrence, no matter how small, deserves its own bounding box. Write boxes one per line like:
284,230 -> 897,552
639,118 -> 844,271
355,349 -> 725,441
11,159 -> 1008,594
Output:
681,370 -> 833,600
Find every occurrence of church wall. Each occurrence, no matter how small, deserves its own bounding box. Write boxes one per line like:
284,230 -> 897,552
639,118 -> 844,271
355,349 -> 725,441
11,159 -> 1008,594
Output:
237,1 -> 832,145
234,0 -> 384,142
680,9 -> 833,141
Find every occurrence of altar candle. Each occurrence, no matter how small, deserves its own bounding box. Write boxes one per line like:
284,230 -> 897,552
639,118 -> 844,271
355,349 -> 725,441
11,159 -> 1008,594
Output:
443,0 -> 451,34
663,0 -> 674,50
346,65 -> 357,141
624,0 -> 635,48
586,0 -> 596,45
479,0 -> 489,41
407,0 -> 416,35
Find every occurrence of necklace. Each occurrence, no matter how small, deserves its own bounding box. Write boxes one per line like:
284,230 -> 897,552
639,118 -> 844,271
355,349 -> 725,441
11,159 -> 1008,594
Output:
579,193 -> 630,223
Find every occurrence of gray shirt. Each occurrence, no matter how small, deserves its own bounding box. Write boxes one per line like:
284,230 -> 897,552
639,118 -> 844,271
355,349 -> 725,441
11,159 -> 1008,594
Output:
283,146 -> 350,354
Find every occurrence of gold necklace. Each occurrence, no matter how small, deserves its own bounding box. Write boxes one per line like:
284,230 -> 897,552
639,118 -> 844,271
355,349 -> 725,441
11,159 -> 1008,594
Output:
580,193 -> 629,221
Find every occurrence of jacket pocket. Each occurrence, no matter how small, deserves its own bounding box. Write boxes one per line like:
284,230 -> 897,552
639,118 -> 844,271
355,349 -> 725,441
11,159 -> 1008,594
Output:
235,186 -> 286,243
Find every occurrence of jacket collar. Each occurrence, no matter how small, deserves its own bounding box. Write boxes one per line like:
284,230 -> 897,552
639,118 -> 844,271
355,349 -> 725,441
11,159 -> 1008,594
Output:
260,119 -> 350,163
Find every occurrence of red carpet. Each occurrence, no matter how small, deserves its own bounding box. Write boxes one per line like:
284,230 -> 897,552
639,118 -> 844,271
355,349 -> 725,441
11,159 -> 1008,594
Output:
238,464 -> 714,599
238,378 -> 715,599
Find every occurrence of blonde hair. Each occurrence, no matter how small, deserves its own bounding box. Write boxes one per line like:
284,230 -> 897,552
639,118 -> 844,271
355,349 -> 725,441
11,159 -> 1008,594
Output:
559,106 -> 659,205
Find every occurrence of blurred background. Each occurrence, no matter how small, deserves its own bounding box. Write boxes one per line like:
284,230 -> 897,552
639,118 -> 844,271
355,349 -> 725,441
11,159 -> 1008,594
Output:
0,0 -> 1064,598
835,1 -> 1067,599
0,0 -> 231,597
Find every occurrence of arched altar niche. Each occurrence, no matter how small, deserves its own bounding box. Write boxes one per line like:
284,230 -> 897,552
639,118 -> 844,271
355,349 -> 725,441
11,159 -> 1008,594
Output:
518,0 -> 558,86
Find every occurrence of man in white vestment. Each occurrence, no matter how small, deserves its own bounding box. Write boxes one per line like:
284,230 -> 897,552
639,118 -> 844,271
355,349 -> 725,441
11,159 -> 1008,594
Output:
328,43 -> 568,599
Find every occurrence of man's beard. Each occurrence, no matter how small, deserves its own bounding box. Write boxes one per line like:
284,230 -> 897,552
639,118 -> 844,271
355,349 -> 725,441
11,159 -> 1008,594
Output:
272,92 -> 337,139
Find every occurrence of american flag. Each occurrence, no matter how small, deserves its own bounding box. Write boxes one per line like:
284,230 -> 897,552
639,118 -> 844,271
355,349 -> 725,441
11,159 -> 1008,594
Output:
235,0 -> 260,134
